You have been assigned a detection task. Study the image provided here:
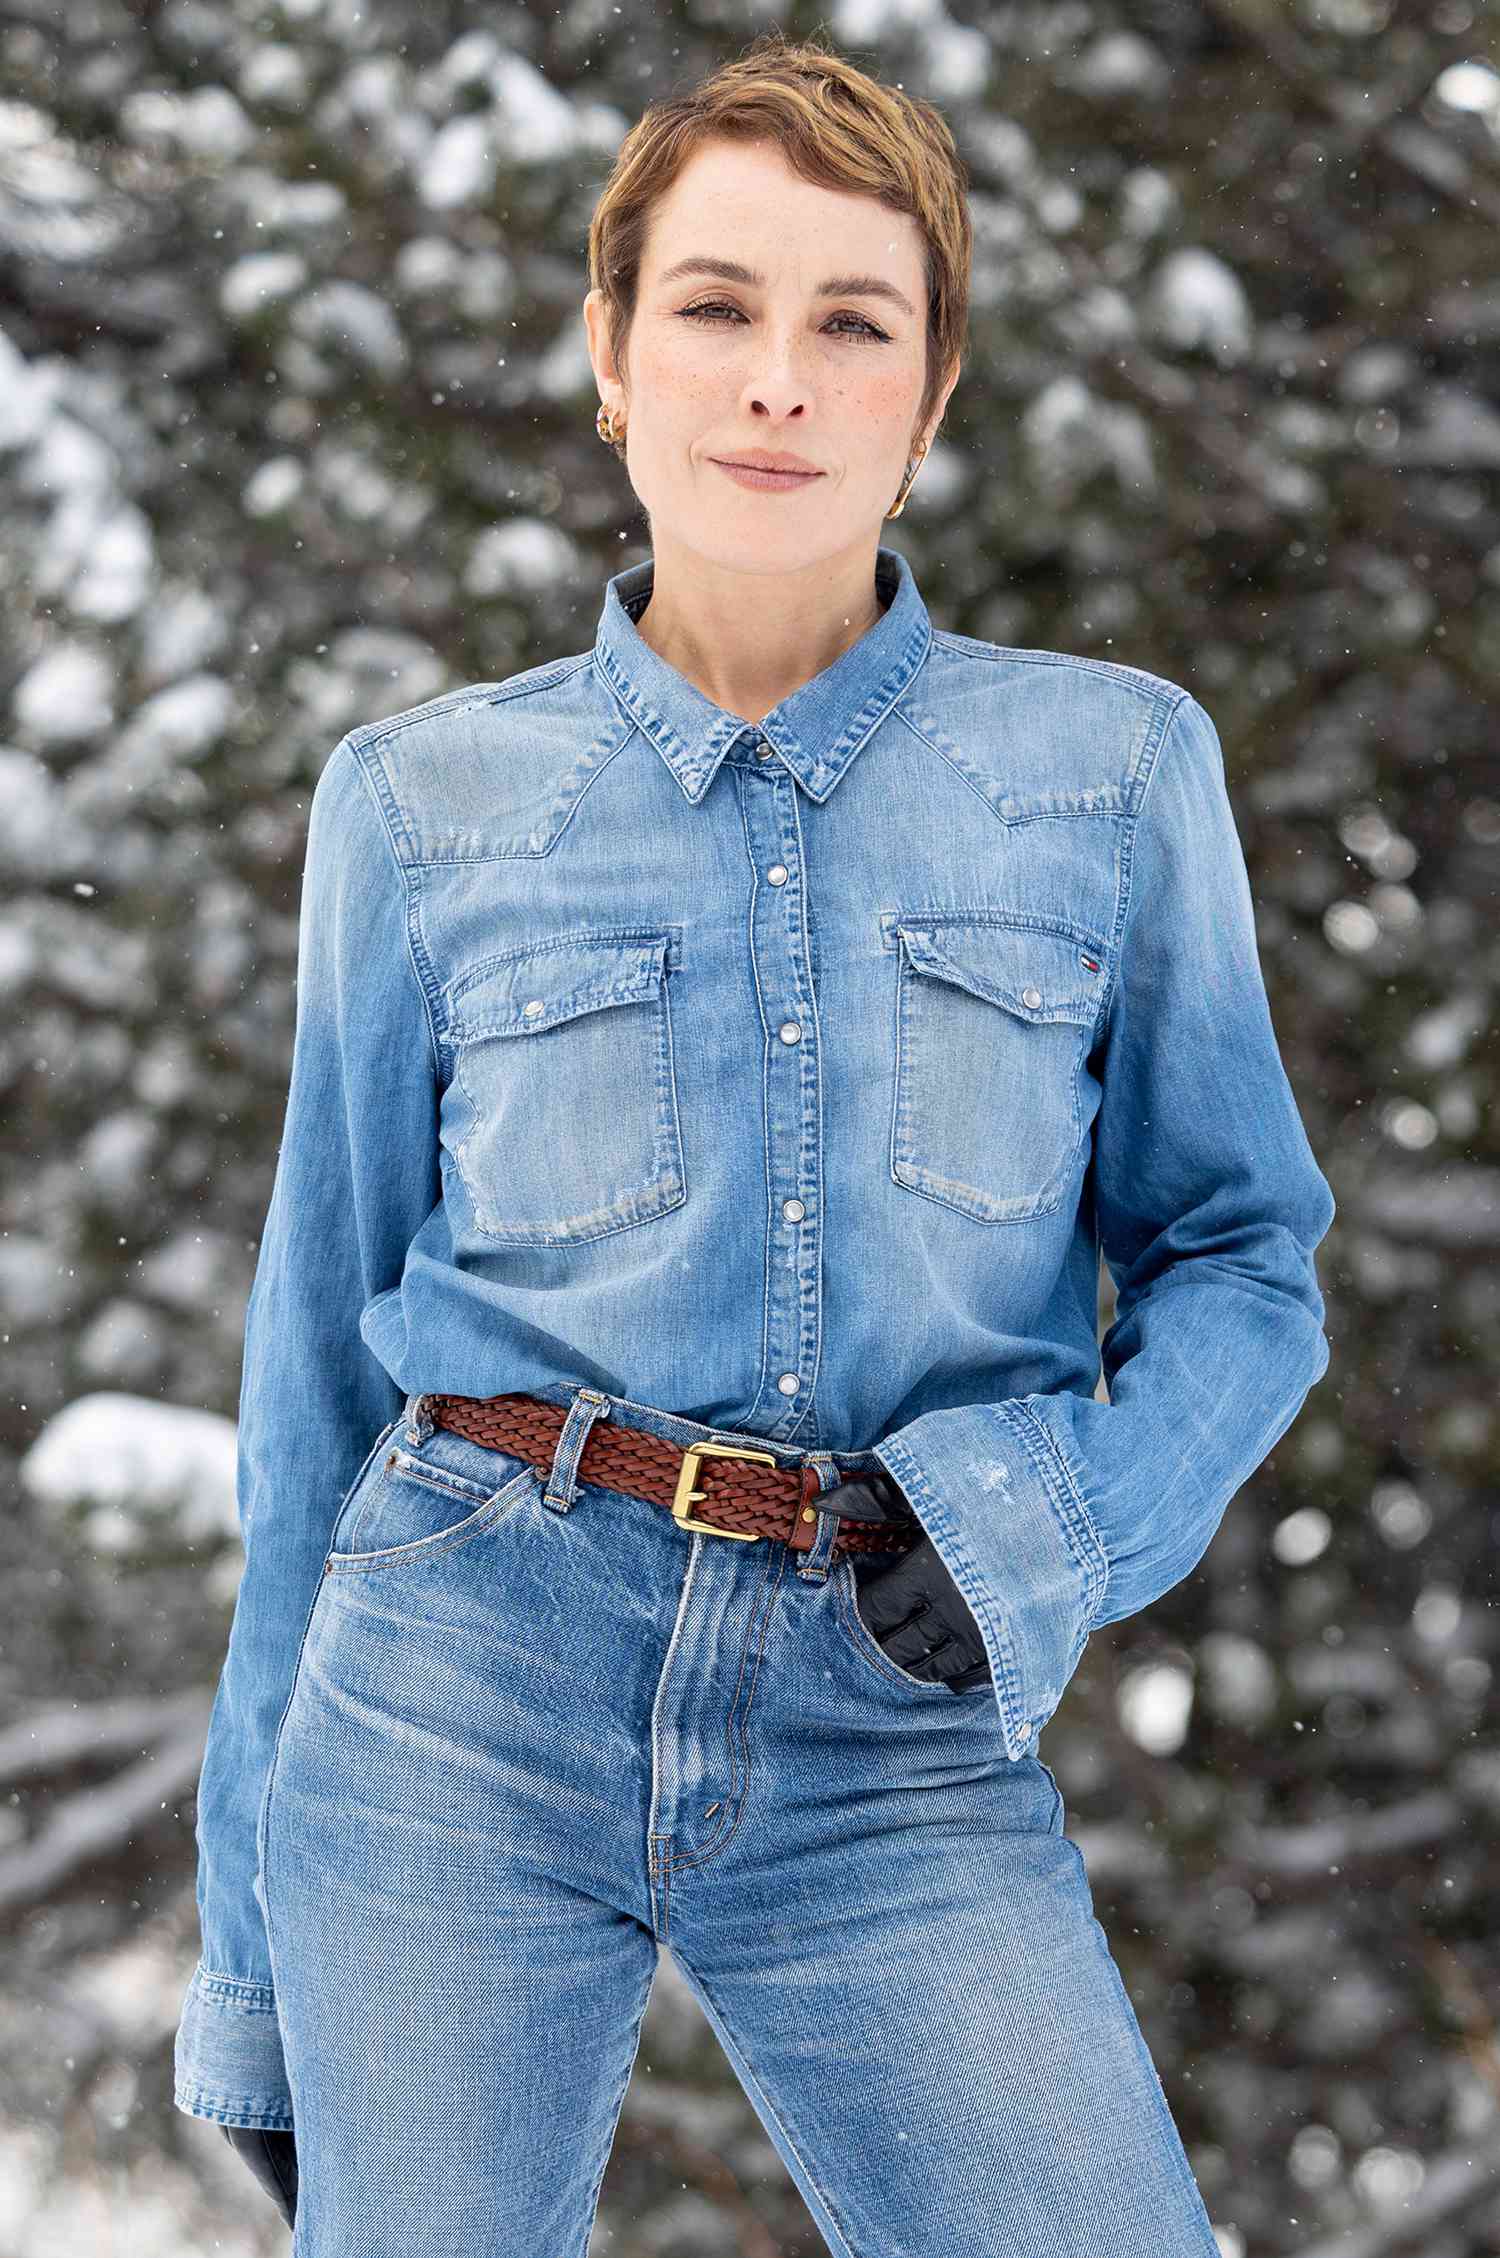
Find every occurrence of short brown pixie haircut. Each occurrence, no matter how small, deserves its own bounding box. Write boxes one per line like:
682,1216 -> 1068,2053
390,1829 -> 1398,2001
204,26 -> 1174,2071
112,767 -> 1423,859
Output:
586,28 -> 972,473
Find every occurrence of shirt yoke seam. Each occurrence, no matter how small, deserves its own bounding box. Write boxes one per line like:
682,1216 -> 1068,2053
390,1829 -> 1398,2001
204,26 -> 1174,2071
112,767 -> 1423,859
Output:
928,629 -> 1187,706
345,658 -> 595,752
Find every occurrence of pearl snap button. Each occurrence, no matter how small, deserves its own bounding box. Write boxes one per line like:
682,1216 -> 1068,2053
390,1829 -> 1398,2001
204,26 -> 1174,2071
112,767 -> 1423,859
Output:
1021,986 -> 1042,1009
782,1198 -> 806,1221
523,999 -> 545,1016
779,1021 -> 802,1044
768,865 -> 789,885
777,1373 -> 799,1395
757,740 -> 774,760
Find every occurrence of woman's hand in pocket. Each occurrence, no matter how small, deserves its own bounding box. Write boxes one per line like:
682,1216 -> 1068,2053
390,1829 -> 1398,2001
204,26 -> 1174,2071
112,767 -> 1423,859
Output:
818,1469 -> 993,1693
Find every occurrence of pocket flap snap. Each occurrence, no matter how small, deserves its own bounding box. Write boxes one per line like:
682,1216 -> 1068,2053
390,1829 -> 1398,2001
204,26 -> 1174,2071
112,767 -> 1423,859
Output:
450,932 -> 670,1043
896,920 -> 1106,1029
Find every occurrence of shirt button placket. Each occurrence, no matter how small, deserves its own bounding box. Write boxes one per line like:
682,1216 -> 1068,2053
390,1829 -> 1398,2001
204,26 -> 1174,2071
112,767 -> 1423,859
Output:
744,731 -> 816,1426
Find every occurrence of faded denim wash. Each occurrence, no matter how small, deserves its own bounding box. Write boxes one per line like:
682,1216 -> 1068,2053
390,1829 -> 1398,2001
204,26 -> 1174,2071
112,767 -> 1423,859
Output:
174,543 -> 1333,2241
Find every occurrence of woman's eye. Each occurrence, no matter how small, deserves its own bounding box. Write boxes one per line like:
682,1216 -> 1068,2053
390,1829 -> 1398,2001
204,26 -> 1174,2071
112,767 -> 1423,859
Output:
678,301 -> 889,344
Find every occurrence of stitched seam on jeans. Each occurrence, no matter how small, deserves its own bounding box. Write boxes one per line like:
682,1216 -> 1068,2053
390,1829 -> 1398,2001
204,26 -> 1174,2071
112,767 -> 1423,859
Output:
672,1954 -> 864,2258
1093,1946 -> 1221,2241
578,1965 -> 657,2251
251,1548 -> 335,2078
327,1466 -> 538,1572
664,1539 -> 781,1871
344,1449 -> 492,1556
336,1416 -> 407,1555
388,1455 -> 494,1503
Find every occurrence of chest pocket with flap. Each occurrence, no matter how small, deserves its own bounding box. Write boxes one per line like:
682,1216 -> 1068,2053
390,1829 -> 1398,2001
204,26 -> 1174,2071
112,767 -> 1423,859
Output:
888,915 -> 1109,1224
442,929 -> 685,1246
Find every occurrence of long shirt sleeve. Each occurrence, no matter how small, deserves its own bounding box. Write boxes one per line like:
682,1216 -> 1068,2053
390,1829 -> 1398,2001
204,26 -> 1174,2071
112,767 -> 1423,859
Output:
173,733 -> 442,2128
872,693 -> 1336,1761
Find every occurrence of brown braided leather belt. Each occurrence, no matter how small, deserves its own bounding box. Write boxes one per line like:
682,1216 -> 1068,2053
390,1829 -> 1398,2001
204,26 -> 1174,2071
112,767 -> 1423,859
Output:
420,1390 -> 919,1559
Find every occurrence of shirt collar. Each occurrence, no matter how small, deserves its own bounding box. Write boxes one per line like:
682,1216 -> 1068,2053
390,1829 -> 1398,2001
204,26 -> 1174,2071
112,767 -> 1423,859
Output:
591,543 -> 933,805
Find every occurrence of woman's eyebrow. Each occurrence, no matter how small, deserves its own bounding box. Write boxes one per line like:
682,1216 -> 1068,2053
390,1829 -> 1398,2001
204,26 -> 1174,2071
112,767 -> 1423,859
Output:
656,255 -> 915,319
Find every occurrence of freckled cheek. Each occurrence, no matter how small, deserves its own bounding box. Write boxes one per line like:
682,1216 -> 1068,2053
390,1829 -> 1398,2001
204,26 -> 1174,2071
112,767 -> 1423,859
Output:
837,371 -> 925,469
865,368 -> 918,423
645,363 -> 720,445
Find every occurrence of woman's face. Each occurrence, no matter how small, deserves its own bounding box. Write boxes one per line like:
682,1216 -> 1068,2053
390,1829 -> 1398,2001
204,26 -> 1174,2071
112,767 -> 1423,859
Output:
584,136 -> 956,575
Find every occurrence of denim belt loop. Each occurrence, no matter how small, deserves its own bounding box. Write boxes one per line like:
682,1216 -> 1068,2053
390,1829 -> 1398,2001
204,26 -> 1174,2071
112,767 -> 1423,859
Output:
795,1453 -> 844,1584
543,1388 -> 613,1516
403,1390 -> 435,1447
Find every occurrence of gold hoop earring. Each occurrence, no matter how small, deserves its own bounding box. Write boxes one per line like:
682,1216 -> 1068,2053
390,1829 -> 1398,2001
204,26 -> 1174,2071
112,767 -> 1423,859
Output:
596,403 -> 626,446
887,439 -> 928,519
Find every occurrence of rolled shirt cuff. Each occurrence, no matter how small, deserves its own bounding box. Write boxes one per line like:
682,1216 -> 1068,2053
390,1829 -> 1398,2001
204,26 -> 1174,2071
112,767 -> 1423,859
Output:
172,1959 -> 295,2130
872,1396 -> 1108,1760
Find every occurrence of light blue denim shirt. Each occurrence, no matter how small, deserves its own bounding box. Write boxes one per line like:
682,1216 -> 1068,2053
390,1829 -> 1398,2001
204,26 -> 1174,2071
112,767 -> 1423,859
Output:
174,543 -> 1335,2128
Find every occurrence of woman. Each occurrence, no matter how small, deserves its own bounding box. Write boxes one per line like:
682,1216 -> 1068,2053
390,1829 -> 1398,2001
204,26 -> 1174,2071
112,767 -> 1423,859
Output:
175,31 -> 1334,2256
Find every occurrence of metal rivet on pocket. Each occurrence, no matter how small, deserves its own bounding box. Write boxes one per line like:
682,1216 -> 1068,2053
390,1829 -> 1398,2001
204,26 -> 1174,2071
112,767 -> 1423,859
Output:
1022,985 -> 1042,1009
385,1450 -> 398,1467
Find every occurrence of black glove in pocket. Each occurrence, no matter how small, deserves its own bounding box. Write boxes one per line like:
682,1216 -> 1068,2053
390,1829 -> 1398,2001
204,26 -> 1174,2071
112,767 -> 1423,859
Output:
821,1471 -> 993,1693
222,2123 -> 299,2228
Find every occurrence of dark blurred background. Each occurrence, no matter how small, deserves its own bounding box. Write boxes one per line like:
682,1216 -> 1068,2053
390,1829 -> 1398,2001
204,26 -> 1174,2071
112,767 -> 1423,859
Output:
2,1 -> 1497,2251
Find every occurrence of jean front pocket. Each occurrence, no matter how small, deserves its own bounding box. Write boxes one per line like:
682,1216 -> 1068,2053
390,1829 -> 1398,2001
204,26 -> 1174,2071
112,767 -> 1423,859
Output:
325,1422 -> 540,1573
834,1555 -> 994,1700
443,927 -> 686,1246
886,913 -> 1108,1223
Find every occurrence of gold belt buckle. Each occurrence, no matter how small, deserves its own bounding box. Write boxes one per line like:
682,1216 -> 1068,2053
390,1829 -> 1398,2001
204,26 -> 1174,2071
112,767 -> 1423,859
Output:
672,1440 -> 779,1540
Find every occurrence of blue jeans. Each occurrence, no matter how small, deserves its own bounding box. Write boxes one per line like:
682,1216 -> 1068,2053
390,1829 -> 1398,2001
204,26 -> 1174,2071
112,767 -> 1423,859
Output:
257,1386 -> 1221,2257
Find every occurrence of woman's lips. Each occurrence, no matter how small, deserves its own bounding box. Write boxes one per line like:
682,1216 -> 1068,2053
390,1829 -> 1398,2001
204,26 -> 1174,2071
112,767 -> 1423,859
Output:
712,460 -> 823,492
